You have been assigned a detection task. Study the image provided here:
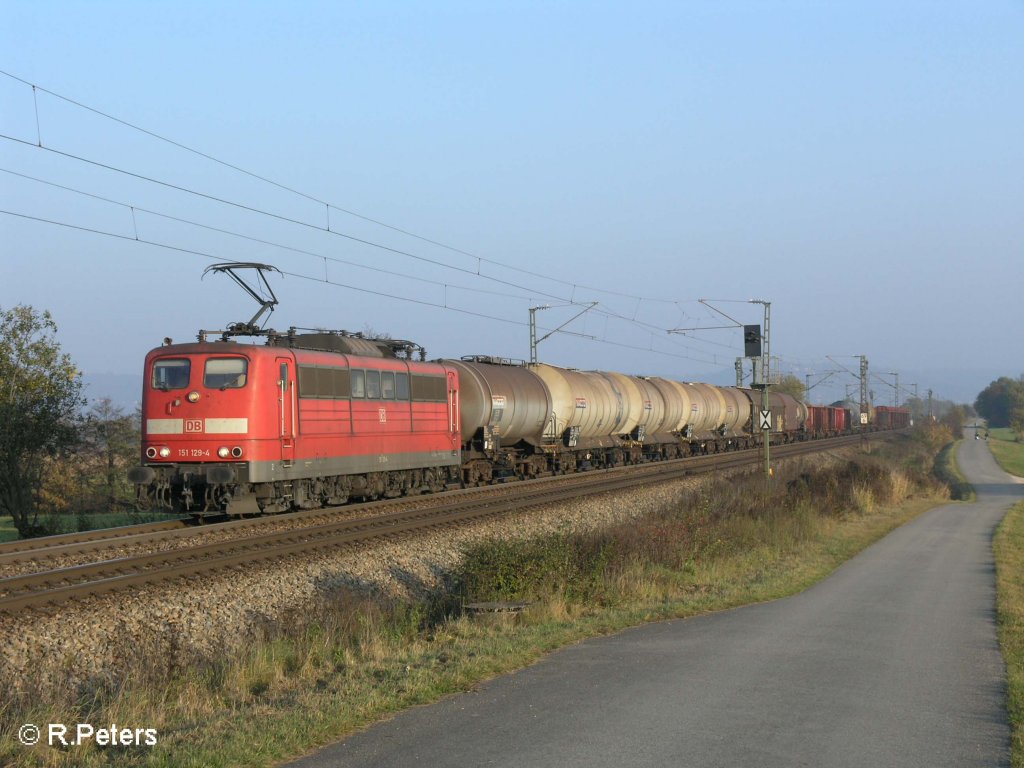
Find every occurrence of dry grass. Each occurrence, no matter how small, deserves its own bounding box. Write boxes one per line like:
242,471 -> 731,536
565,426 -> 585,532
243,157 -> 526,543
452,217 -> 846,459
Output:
995,501 -> 1024,767
0,432 -> 952,768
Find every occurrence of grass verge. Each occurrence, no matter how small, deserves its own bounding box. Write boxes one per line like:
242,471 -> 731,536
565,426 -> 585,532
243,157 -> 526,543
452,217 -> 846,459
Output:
0,433 -> 952,767
995,501 -> 1024,767
990,428 -> 1024,478
2,510 -> 176,541
935,440 -> 975,501
0,518 -> 18,543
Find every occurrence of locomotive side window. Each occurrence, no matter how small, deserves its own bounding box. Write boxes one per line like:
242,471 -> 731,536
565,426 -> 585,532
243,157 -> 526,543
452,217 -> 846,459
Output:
204,358 -> 248,389
298,365 -> 351,399
381,371 -> 395,399
411,374 -> 446,402
298,365 -> 316,397
316,367 -> 334,398
328,368 -> 350,398
365,370 -> 382,399
152,359 -> 190,390
396,372 -> 409,400
351,370 -> 365,398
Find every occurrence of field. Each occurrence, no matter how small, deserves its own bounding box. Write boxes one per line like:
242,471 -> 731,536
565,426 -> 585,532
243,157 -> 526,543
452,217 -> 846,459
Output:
989,427 -> 1024,478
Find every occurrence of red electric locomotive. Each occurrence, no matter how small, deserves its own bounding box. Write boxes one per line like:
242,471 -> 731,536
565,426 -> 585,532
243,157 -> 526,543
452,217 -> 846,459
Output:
130,330 -> 462,517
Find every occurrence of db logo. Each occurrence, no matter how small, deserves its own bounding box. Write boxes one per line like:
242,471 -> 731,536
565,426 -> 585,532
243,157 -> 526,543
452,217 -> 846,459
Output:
378,408 -> 387,423
185,419 -> 203,433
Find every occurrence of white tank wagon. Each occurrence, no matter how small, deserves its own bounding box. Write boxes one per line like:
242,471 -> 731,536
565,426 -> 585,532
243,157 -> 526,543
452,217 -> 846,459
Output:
683,383 -> 725,438
441,357 -> 810,482
646,377 -> 693,436
597,371 -> 646,439
631,376 -> 670,442
719,387 -> 754,441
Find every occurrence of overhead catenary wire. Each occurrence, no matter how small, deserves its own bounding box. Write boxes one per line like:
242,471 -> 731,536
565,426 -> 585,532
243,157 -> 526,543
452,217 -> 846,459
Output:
0,208 -> 722,366
12,65 -> 953,390
1,70 -> 936,384
0,167 -> 541,304
0,70 -> 756,365
0,68 -> 690,306
0,154 -> 729,361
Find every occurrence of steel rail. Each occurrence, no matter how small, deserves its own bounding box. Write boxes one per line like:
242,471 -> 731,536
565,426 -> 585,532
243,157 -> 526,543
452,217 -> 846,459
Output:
0,519 -> 189,557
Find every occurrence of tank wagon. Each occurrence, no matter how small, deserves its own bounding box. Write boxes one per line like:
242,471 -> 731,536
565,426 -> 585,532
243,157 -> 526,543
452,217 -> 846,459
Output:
130,329 -> 828,517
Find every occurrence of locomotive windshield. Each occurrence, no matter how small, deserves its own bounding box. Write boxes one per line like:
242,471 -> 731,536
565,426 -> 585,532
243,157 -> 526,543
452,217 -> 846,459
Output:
204,357 -> 248,389
152,359 -> 190,390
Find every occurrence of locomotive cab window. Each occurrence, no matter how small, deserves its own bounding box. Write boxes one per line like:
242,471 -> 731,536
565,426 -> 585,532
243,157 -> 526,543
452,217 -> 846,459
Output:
396,372 -> 409,400
152,359 -> 190,390
204,358 -> 248,389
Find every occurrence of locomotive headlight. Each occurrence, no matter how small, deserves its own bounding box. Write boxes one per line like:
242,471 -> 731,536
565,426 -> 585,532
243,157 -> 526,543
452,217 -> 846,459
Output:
187,391 -> 200,403
158,447 -> 171,458
217,447 -> 230,458
231,446 -> 243,458
146,447 -> 158,459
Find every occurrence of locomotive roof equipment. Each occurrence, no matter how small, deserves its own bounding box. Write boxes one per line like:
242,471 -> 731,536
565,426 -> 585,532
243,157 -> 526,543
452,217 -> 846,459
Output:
196,262 -> 426,360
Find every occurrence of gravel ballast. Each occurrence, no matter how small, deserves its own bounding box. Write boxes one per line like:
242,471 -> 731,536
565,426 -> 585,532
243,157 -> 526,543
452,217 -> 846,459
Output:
0,455 -> 848,695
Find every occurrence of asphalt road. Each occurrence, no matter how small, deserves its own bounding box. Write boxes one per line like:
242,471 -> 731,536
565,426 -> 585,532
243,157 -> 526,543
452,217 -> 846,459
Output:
289,437 -> 1021,768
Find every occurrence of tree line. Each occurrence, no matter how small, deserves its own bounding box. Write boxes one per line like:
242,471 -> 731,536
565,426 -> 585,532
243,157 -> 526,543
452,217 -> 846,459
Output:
975,376 -> 1024,437
0,305 -> 140,537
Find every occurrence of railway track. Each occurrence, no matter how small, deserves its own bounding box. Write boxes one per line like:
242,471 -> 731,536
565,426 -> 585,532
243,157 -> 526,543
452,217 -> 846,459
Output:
0,432 -> 875,613
0,518 -> 189,557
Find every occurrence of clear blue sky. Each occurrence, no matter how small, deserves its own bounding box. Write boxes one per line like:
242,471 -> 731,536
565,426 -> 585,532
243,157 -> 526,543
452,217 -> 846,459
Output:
1,1 -> 1021,405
